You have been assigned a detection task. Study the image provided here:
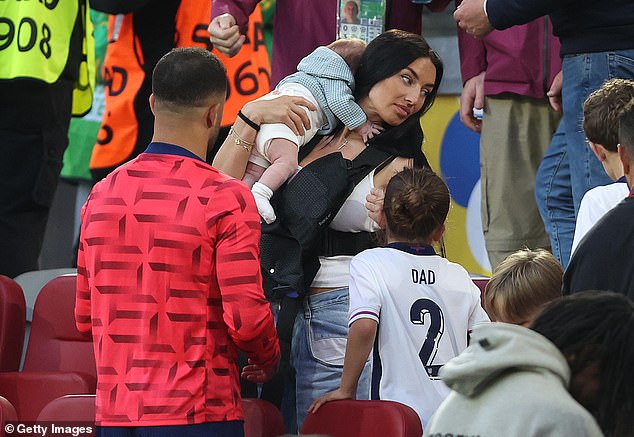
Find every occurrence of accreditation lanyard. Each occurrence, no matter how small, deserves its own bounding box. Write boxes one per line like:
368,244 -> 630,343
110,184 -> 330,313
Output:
337,0 -> 386,43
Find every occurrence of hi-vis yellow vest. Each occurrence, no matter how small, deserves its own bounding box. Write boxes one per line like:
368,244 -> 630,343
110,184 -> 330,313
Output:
0,0 -> 95,116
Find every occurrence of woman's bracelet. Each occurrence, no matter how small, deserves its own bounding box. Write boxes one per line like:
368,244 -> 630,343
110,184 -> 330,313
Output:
229,127 -> 255,153
238,110 -> 260,132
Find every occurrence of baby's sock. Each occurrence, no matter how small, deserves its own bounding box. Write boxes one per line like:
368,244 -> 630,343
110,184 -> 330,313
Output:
251,182 -> 276,224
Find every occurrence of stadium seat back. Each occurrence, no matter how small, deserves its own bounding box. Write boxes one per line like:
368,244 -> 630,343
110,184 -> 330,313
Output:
0,276 -> 25,371
37,394 -> 95,423
243,398 -> 286,437
301,400 -> 422,437
22,274 -> 96,381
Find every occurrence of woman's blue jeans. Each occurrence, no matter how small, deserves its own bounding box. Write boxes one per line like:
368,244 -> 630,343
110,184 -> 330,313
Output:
291,287 -> 371,430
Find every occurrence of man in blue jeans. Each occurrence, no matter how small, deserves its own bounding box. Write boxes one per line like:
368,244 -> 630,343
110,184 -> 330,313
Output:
454,0 -> 634,267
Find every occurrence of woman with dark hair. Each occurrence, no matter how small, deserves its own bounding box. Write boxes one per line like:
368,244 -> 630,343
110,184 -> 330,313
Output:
427,291 -> 634,437
213,30 -> 443,429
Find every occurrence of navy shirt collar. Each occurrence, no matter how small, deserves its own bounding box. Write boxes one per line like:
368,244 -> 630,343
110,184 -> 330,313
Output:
144,142 -> 204,162
385,242 -> 436,256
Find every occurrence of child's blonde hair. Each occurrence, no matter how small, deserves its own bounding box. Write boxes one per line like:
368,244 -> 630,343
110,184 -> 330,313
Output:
484,248 -> 563,325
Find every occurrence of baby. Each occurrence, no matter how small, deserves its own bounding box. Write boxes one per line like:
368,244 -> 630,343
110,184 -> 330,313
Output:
240,38 -> 382,223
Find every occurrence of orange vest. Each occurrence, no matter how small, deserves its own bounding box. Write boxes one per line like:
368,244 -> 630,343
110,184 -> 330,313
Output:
90,1 -> 270,171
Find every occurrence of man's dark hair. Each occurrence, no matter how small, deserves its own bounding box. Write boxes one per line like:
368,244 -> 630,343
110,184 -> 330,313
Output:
152,47 -> 227,107
618,100 -> 634,161
531,291 -> 634,436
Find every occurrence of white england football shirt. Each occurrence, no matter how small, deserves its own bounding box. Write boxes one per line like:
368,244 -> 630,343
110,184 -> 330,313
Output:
348,243 -> 490,427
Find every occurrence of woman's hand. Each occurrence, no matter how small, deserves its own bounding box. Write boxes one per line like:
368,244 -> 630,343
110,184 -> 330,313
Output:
308,388 -> 355,414
241,95 -> 317,136
366,187 -> 386,229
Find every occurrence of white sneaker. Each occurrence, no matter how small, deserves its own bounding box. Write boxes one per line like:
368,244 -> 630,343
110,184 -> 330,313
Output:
251,182 -> 276,224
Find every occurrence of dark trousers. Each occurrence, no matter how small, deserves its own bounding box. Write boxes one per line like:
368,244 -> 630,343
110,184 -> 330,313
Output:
0,79 -> 73,278
96,421 -> 244,437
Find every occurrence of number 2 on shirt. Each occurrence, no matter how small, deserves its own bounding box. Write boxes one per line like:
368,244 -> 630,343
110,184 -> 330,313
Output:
410,298 -> 445,378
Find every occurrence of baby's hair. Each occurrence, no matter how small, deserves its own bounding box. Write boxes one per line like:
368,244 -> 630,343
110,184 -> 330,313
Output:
484,248 -> 563,324
328,38 -> 367,74
383,167 -> 449,243
583,78 -> 634,152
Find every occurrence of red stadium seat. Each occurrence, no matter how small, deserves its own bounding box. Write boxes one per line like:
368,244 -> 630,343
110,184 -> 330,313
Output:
0,396 -> 17,437
37,394 -> 95,423
21,274 -> 95,378
242,398 -> 286,437
0,276 -> 25,372
0,274 -> 95,420
301,400 -> 422,437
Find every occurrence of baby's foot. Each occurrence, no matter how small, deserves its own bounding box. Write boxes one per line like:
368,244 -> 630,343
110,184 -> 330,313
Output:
252,182 -> 276,224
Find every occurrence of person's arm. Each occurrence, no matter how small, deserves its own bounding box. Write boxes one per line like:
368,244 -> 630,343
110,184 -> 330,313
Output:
456,4 -> 487,83
486,0 -> 557,30
213,178 -> 280,377
459,73 -> 485,133
212,95 -> 316,178
91,0 -> 152,14
74,202 -> 92,333
309,256 -> 381,412
209,0 -> 260,57
211,0 -> 260,33
455,8 -> 487,133
308,318 -> 377,412
454,0 -> 558,38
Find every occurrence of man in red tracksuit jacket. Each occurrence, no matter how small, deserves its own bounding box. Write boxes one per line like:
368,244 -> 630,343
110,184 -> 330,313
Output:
75,48 -> 280,437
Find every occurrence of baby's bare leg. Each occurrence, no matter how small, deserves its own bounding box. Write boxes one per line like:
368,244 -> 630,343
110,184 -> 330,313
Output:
243,162 -> 266,188
260,138 -> 299,191
251,139 -> 299,224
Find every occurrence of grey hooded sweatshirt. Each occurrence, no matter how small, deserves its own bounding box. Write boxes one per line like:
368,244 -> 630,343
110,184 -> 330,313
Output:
425,323 -> 603,437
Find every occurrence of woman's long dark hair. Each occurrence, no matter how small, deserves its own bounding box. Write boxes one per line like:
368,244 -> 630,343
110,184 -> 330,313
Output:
354,30 -> 443,167
531,291 -> 634,436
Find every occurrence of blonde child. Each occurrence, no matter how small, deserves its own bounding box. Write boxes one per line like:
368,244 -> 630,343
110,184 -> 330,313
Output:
484,248 -> 563,326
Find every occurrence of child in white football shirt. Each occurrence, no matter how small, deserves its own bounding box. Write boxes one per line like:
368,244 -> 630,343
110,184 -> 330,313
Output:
308,167 -> 489,427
